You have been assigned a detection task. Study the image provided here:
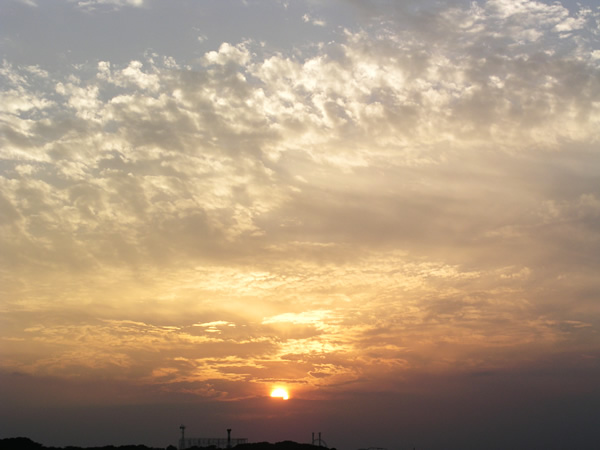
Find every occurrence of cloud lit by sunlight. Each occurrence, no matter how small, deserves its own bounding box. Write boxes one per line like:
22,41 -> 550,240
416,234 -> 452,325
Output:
1,0 -> 600,447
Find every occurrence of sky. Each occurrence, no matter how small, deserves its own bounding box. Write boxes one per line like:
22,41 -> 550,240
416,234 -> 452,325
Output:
1,0 -> 600,449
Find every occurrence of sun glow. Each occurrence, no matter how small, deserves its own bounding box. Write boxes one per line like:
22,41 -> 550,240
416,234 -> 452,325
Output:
270,387 -> 289,400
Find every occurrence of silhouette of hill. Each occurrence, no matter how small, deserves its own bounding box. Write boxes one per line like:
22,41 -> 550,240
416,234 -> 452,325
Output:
0,438 -> 334,450
0,437 -> 165,450
0,438 -> 43,450
237,441 -> 334,450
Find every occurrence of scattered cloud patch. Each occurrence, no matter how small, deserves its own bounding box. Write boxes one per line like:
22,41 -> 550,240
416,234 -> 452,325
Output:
302,13 -> 327,26
1,0 -> 599,402
74,0 -> 144,10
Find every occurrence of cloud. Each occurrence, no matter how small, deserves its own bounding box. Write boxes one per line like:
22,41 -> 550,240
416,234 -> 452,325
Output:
97,60 -> 161,92
74,0 -> 144,10
1,0 -> 599,403
203,42 -> 252,66
302,13 -> 327,27
11,0 -> 38,6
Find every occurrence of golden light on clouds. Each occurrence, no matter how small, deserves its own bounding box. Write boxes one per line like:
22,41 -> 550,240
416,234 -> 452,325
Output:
1,0 -> 600,448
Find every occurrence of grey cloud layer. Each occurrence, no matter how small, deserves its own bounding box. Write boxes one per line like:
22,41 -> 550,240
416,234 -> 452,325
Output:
1,0 -> 599,398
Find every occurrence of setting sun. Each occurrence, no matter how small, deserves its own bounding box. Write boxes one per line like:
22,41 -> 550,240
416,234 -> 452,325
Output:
270,388 -> 289,400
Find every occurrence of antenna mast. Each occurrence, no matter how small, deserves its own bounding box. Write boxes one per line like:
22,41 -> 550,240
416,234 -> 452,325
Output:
179,425 -> 186,450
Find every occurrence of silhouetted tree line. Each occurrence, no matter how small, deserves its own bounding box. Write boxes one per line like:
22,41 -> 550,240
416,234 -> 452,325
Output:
237,441 -> 334,450
185,443 -> 332,450
0,437 -> 165,450
0,438 -> 334,450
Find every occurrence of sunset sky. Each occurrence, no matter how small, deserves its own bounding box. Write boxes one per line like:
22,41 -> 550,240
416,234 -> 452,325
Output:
1,0 -> 599,449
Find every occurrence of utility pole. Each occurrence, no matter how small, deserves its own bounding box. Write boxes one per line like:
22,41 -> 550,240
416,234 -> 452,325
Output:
179,425 -> 186,450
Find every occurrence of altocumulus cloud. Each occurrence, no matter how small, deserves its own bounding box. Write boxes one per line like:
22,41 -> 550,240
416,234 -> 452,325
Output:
1,0 -> 599,405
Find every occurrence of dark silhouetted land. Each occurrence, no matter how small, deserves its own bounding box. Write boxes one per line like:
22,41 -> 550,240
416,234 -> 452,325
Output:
0,438 -> 334,450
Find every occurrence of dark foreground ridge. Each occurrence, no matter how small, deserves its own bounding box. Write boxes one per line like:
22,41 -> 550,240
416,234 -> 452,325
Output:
0,437 -> 163,450
0,438 -> 335,450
